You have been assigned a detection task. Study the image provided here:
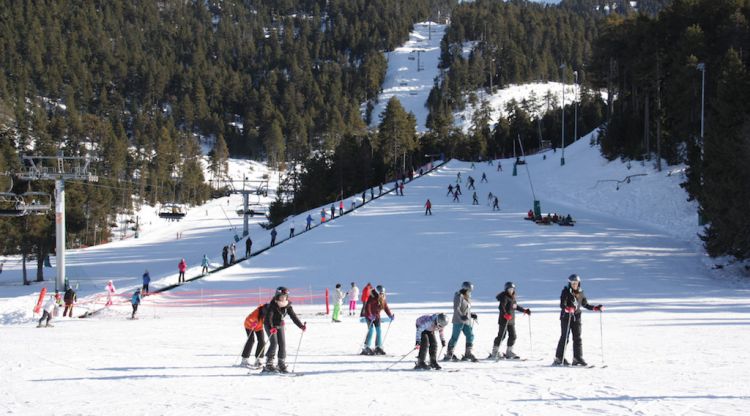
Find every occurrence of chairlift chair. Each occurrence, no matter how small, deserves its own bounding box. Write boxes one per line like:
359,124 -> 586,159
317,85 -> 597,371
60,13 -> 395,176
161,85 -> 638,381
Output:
158,203 -> 186,221
20,191 -> 52,214
0,192 -> 27,217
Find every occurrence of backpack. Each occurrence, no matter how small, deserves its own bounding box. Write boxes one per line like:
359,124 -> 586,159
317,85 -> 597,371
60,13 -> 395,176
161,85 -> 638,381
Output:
244,305 -> 264,331
64,288 -> 75,303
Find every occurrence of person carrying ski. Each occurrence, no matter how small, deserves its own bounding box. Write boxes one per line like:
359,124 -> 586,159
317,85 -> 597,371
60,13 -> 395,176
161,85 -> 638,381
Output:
553,274 -> 603,366
131,289 -> 142,319
222,245 -> 229,267
201,255 -> 209,275
424,199 -> 432,215
332,283 -> 344,322
489,282 -> 530,360
270,227 -> 277,246
241,304 -> 266,368
361,285 -> 394,356
306,214 -> 313,230
37,294 -> 57,327
105,280 -> 116,307
246,236 -> 253,257
414,313 -> 448,370
444,281 -> 477,362
348,282 -> 359,316
142,270 -> 151,293
63,286 -> 77,317
178,258 -> 187,283
263,287 -> 306,373
493,197 -> 500,211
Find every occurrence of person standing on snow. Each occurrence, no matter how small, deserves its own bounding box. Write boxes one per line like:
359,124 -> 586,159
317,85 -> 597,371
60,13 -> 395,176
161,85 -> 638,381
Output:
468,176 -> 476,190
399,181 -> 404,196
472,192 -> 479,205
105,280 -> 116,306
554,274 -> 603,366
263,287 -> 306,373
201,255 -> 210,275
493,196 -> 500,211
241,304 -> 266,368
452,189 -> 460,203
481,172 -> 488,183
270,227 -> 277,247
489,282 -> 530,359
332,283 -> 344,323
424,199 -> 432,215
320,208 -> 327,224
330,203 -> 336,220
487,192 -> 494,206
348,282 -> 359,316
444,281 -> 477,362
339,200 -> 344,216
63,286 -> 77,317
361,285 -> 394,356
37,294 -> 57,327
447,184 -> 454,196
414,313 -> 448,370
245,236 -> 253,258
289,219 -> 296,238
131,289 -> 142,319
142,270 -> 151,293
222,245 -> 229,267
178,258 -> 187,283
306,214 -> 313,231
455,183 -> 462,195
230,243 -> 237,264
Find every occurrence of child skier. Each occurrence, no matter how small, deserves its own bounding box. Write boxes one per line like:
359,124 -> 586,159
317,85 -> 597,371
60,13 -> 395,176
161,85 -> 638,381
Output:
360,285 -> 394,356
306,214 -> 313,230
105,280 -> 116,307
348,282 -> 359,316
332,283 -> 344,322
424,199 -> 432,215
444,281 -> 477,362
263,287 -> 306,373
37,294 -> 57,327
131,288 -> 142,319
201,255 -> 209,275
414,313 -> 448,370
63,286 -> 77,317
178,258 -> 187,283
489,282 -> 530,360
241,304 -> 266,368
554,274 -> 603,366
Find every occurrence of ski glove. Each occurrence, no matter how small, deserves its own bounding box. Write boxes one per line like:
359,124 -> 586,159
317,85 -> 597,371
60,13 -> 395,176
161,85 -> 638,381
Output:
524,309 -> 531,315
389,314 -> 395,321
441,340 -> 446,347
564,307 -> 576,314
470,313 -> 478,320
503,314 -> 512,321
301,324 -> 307,332
269,328 -> 278,335
460,315 -> 469,321
367,315 -> 377,322
593,305 -> 604,312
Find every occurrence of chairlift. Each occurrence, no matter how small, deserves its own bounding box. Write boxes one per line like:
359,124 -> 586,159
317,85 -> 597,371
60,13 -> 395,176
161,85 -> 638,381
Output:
20,191 -> 52,214
158,203 -> 187,221
0,192 -> 27,217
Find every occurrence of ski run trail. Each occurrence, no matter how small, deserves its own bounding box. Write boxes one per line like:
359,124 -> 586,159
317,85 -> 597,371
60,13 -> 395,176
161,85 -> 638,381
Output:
2,22 -> 750,416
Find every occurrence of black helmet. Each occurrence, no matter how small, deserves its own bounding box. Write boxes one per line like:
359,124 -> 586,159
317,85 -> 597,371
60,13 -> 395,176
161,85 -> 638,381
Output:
335,283 -> 341,289
435,313 -> 448,328
375,285 -> 385,295
568,274 -> 581,284
461,281 -> 474,292
274,286 -> 289,299
504,281 -> 516,291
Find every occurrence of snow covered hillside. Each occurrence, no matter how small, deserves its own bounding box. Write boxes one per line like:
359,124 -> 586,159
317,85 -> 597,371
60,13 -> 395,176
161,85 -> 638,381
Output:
2,132 -> 749,415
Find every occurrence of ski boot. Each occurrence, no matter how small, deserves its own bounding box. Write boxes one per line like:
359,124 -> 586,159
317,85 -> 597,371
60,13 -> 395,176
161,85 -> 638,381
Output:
414,360 -> 430,370
253,357 -> 263,368
553,357 -> 570,366
505,346 -> 520,360
442,347 -> 458,362
572,357 -> 588,366
36,324 -> 43,328
374,347 -> 386,355
45,323 -> 54,328
429,359 -> 442,370
360,347 -> 374,356
487,346 -> 500,360
461,345 -> 478,362
262,359 -> 278,373
240,358 -> 251,367
277,360 -> 289,374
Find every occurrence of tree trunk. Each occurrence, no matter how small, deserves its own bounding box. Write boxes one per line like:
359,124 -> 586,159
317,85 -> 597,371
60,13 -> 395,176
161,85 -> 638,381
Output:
656,57 -> 662,171
644,94 -> 650,159
22,250 -> 29,286
35,244 -> 44,282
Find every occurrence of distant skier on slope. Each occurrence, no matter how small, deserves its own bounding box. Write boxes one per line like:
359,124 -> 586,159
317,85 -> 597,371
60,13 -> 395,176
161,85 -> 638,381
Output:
201,255 -> 210,275
348,282 -> 359,316
424,199 -> 432,215
493,196 -> 500,211
452,189 -> 460,203
447,184 -> 454,196
263,287 -> 306,373
178,258 -> 187,283
472,192 -> 479,205
241,304 -> 266,368
360,285 -> 394,356
142,269 -> 151,293
131,288 -> 142,319
105,280 -> 116,307
306,214 -> 313,230
467,176 -> 476,190
488,282 -> 530,360
270,227 -> 277,247
414,313 -> 448,370
246,236 -> 253,257
455,183 -> 462,195
444,281 -> 477,362
481,172 -> 488,183
553,274 -> 603,366
222,245 -> 229,267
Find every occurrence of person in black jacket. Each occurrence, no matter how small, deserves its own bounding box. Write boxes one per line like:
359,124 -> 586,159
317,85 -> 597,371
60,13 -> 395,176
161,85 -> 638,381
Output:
489,282 -> 530,360
554,274 -> 603,366
263,287 -> 306,373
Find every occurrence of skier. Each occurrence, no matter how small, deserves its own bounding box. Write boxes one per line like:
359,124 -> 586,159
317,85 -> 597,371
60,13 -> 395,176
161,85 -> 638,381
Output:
468,176 -> 475,190
444,281 -> 477,362
370,187 -> 374,200
201,255 -> 209,275
489,282 -> 530,360
360,285 -> 394,355
362,191 -> 367,204
472,192 -> 479,205
241,304 -> 266,368
348,282 -> 359,316
414,313 -> 448,370
37,294 -> 57,327
456,172 -> 462,183
230,243 -> 237,264
263,287 -> 306,373
455,183 -> 462,195
289,219 -> 295,238
306,214 -> 313,231
320,208 -> 327,223
105,280 -> 116,307
63,286 -> 76,317
481,172 -> 488,183
246,236 -> 253,258
487,192 -> 494,206
270,227 -> 277,247
378,183 -> 383,195
399,181 -> 404,196
332,283 -> 344,323
360,282 -> 372,316
447,184 -> 454,196
178,258 -> 187,283
497,161 -> 503,172
339,200 -> 344,216
553,274 -> 603,366
140,270 -> 151,294
452,189 -> 460,203
424,199 -> 432,215
330,203 -> 335,220
131,288 -> 142,319
222,245 -> 229,267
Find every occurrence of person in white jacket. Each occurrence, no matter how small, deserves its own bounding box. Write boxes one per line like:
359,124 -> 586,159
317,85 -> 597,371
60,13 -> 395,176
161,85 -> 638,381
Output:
37,295 -> 57,327
348,282 -> 359,316
332,283 -> 344,322
105,280 -> 116,307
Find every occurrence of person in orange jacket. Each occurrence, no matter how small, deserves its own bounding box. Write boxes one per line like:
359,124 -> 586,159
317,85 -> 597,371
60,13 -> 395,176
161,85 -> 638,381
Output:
241,304 -> 266,367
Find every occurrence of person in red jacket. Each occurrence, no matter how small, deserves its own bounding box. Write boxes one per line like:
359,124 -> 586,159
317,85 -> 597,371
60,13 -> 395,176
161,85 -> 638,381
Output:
240,304 -> 266,368
360,282 -> 372,314
360,285 -> 394,356
178,258 -> 187,283
424,199 -> 432,215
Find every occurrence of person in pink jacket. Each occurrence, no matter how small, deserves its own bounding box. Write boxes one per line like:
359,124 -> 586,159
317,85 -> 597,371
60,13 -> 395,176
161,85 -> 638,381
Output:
105,280 -> 116,307
178,258 -> 187,283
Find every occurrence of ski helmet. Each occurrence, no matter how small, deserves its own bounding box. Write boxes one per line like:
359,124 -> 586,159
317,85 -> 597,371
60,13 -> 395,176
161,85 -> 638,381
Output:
375,285 -> 385,295
504,281 -> 516,291
274,286 -> 289,299
568,274 -> 581,284
461,281 -> 474,292
436,313 -> 448,328
335,283 -> 341,289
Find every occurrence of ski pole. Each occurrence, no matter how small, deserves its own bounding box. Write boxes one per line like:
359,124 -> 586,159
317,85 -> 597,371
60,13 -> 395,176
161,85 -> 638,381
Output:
292,321 -> 307,373
381,319 -> 393,348
561,312 -> 573,363
528,315 -> 533,356
599,311 -> 605,365
385,347 -> 417,371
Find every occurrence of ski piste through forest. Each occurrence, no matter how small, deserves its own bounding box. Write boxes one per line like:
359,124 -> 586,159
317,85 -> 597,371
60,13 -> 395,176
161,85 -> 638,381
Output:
1,22 -> 749,416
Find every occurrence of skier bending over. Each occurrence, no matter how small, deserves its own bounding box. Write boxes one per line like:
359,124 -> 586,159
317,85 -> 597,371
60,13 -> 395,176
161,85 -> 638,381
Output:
360,285 -> 394,356
444,281 -> 477,362
553,274 -> 603,366
414,313 -> 448,370
489,282 -> 530,360
263,287 -> 306,373
241,304 -> 266,368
